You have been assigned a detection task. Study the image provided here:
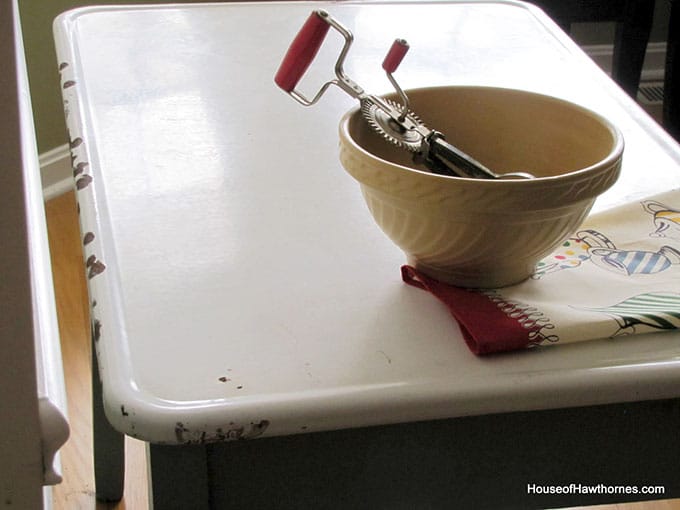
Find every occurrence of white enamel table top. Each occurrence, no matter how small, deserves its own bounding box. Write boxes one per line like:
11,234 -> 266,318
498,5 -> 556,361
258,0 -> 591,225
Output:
54,1 -> 680,444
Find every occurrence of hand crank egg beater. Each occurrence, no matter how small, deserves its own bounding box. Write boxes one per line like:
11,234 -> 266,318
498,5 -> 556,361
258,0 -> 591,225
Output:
274,10 -> 533,180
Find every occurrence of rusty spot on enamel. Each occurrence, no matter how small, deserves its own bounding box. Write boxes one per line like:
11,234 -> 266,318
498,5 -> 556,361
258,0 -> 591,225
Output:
93,319 -> 102,342
74,161 -> 89,176
76,174 -> 93,190
88,260 -> 106,279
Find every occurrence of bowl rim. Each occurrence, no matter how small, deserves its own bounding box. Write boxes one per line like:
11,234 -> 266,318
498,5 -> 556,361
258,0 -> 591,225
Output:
339,85 -> 625,186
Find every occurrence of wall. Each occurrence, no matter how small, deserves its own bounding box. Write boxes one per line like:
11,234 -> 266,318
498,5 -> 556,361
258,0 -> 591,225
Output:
19,0 -> 673,156
19,0 -> 206,154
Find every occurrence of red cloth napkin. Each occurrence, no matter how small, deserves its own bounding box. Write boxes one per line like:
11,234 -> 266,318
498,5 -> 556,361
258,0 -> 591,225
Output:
401,265 -> 549,355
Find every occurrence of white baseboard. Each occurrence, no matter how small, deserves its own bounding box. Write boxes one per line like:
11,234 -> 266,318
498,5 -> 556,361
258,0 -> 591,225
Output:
40,144 -> 72,201
582,42 -> 667,82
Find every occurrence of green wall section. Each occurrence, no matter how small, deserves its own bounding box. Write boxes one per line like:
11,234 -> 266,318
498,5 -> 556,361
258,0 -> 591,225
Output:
20,0 -> 92,153
19,0 -> 205,154
19,0 -> 671,155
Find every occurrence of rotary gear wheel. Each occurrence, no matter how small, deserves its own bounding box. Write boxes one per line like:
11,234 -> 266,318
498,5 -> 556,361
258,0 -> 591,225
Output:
360,98 -> 425,153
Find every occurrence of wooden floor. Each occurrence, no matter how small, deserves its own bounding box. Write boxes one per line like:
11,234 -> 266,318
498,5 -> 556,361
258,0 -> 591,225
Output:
46,191 -> 680,510
46,192 -> 148,509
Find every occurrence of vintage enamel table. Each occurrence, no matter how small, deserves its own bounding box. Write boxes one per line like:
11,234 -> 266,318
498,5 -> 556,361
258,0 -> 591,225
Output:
54,1 -> 680,508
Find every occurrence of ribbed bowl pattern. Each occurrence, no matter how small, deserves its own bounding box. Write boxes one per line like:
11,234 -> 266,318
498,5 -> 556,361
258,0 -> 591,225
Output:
339,86 -> 624,288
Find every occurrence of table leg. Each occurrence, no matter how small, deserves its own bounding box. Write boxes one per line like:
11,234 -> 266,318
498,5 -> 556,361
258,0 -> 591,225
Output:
148,443 -> 210,509
92,341 -> 125,502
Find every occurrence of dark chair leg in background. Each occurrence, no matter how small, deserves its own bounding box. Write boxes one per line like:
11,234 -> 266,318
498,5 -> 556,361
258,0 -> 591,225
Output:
612,0 -> 655,97
92,338 -> 125,502
664,0 -> 680,140
528,0 -> 654,98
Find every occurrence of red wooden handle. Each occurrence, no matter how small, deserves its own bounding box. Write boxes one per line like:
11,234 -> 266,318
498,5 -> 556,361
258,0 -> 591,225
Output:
274,11 -> 331,92
382,39 -> 409,73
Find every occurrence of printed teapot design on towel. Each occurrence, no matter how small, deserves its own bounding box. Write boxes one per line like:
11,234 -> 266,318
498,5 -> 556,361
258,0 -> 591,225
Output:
577,292 -> 680,336
531,197 -> 680,340
534,229 -> 680,278
643,200 -> 680,240
532,197 -> 680,279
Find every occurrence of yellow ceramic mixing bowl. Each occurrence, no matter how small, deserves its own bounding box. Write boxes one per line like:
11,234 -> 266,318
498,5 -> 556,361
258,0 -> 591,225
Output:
338,86 -> 624,288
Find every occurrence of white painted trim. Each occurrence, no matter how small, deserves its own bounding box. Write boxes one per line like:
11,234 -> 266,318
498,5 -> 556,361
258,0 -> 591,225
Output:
40,144 -> 72,200
582,42 -> 667,82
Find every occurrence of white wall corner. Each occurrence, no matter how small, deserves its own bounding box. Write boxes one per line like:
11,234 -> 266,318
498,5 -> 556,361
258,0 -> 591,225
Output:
39,144 -> 72,201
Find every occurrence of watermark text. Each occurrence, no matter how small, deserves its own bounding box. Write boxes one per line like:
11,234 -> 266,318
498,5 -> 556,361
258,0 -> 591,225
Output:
527,483 -> 665,496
